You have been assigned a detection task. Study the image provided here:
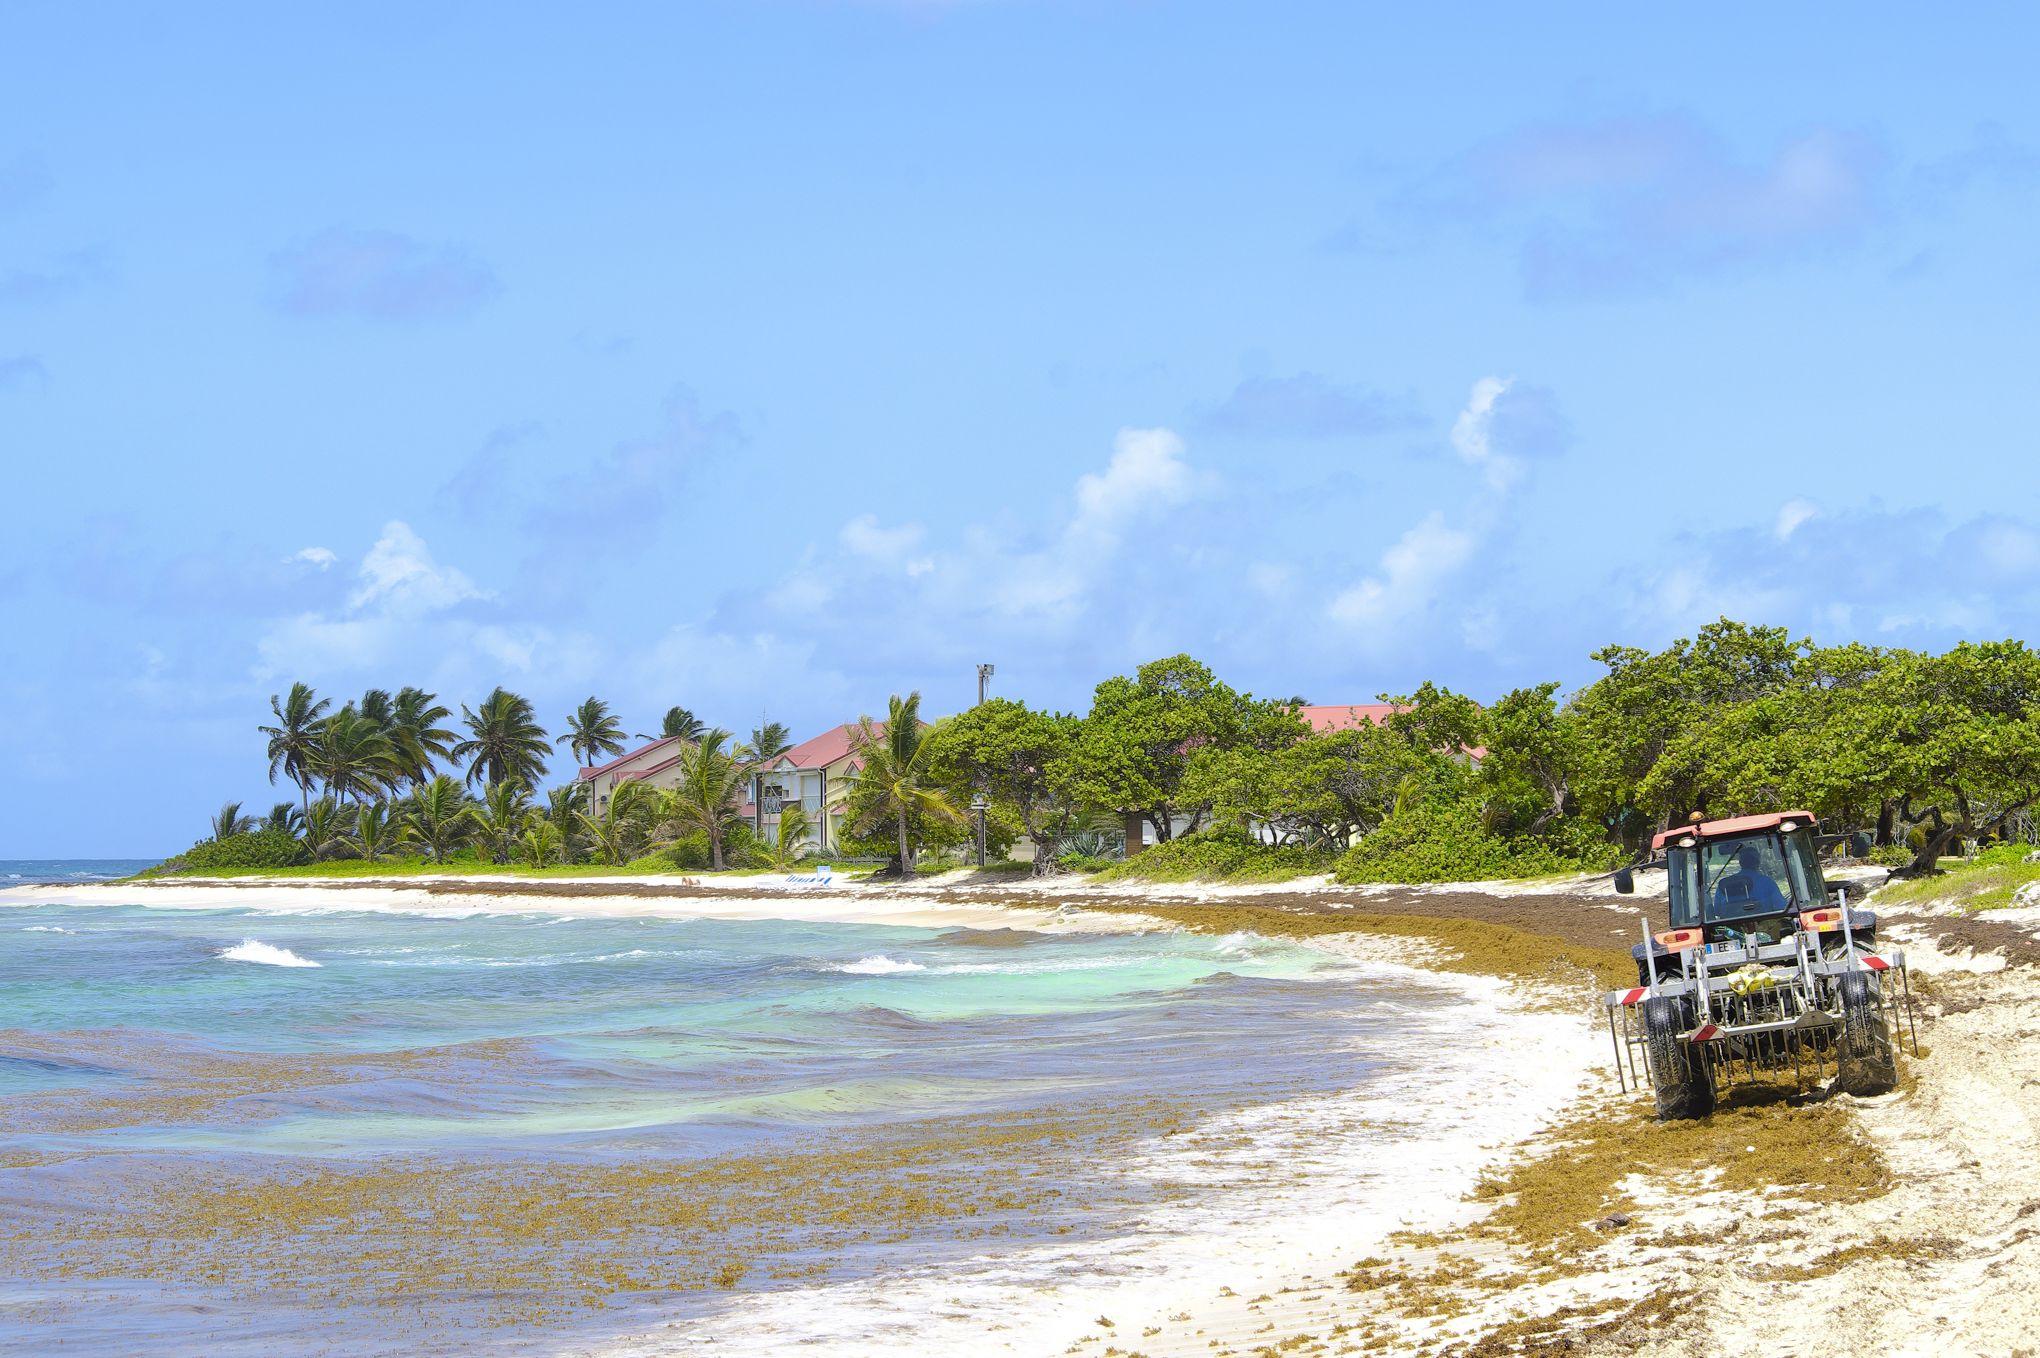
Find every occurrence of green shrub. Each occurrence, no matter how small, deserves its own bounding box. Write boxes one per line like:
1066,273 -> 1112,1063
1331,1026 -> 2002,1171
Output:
1971,840 -> 2037,869
1867,842 -> 1914,868
160,830 -> 306,873
1098,827 -> 1334,884
1333,796 -> 1593,885
1055,852 -> 1118,874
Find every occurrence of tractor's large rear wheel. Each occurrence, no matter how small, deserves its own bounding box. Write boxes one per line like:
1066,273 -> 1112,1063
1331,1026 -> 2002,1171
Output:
1641,995 -> 1714,1121
1836,971 -> 1897,1096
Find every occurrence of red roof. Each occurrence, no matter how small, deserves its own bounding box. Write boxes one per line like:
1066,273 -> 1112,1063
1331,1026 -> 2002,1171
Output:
766,720 -> 916,771
1297,703 -> 1402,733
576,736 -> 680,782
1652,811 -> 1818,852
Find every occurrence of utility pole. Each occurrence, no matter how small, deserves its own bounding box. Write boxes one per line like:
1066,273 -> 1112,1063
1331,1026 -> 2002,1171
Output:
976,662 -> 994,706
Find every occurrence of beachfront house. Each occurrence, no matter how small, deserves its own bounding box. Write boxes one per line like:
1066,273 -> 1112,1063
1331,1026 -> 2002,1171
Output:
575,737 -> 754,822
748,724 -> 871,855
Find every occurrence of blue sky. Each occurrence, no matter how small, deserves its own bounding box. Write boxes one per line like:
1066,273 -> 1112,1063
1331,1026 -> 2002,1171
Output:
4,4 -> 2037,855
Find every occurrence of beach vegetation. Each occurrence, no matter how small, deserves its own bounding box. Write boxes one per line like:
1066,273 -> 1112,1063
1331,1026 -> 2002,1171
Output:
163,828 -> 307,873
202,621 -> 2040,882
469,781 -> 534,864
1096,828 -> 1333,884
408,775 -> 475,864
207,800 -> 258,841
349,800 -> 412,861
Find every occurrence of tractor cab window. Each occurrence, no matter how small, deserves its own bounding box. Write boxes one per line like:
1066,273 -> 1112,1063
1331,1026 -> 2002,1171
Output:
1701,835 -> 1792,921
1666,846 -> 1702,929
1782,827 -> 1826,907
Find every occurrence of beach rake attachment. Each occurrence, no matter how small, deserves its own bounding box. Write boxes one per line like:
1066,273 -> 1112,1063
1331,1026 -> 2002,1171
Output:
1604,902 -> 1920,1118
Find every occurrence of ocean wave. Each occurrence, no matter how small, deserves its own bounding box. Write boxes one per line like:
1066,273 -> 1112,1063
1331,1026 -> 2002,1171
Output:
23,925 -> 76,934
217,939 -> 321,968
833,955 -> 927,975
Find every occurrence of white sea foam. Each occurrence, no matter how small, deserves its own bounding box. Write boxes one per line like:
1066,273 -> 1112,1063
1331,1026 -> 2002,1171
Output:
23,925 -> 75,934
217,939 -> 321,968
835,955 -> 927,975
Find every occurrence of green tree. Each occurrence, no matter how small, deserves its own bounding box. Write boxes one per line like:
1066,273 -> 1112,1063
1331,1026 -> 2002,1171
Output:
454,688 -> 551,789
757,804 -> 813,869
261,802 -> 304,836
1064,655 -> 1303,844
846,693 -> 960,873
309,708 -> 399,804
658,728 -> 749,870
260,681 -> 332,816
390,687 -> 459,787
642,706 -> 706,743
576,779 -> 657,866
298,796 -> 350,862
209,800 -> 257,842
925,699 -> 1082,874
559,697 -> 628,767
517,820 -> 563,868
349,801 -> 412,861
544,783 -> 589,862
407,775 -> 474,864
470,781 -> 533,864
740,720 -> 794,761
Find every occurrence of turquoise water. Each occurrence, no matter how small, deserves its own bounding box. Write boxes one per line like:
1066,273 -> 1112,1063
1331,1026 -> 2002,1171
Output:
0,894 -> 1433,1354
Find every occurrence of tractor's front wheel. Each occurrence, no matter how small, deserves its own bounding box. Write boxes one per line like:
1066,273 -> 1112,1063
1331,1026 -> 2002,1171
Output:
1641,995 -> 1714,1121
1835,971 -> 1897,1096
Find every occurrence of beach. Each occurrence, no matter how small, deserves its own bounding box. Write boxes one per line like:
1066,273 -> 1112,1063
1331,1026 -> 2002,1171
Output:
5,869 -> 2037,1356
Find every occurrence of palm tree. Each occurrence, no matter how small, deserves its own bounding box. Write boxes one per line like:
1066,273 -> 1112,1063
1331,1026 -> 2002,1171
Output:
544,783 -> 588,862
260,682 -> 331,815
391,687 -> 458,787
517,821 -> 562,868
848,692 -> 960,874
359,688 -> 396,733
262,802 -> 304,836
758,804 -> 813,869
577,780 -> 656,866
559,697 -> 628,767
311,707 -> 400,804
470,781 -> 532,864
349,801 -> 411,861
209,800 -> 257,842
299,797 -> 349,862
454,688 -> 551,788
657,728 -> 749,870
638,705 -> 706,743
407,775 -> 473,864
739,721 -> 794,762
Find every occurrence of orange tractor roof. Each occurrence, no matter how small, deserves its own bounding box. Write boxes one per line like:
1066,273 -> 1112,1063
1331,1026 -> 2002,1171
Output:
1651,810 -> 1817,852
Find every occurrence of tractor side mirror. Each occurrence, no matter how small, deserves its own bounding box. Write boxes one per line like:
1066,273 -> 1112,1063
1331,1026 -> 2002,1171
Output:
1612,867 -> 1635,895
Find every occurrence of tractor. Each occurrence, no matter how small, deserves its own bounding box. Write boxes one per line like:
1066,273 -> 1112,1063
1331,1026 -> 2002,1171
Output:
1604,811 -> 1919,1120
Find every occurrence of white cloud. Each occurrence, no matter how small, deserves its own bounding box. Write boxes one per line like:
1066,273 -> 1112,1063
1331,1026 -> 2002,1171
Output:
840,514 -> 926,561
290,546 -> 337,569
1774,499 -> 1819,541
1328,512 -> 1477,627
348,521 -> 487,614
1072,427 -> 1194,539
1451,377 -> 1524,492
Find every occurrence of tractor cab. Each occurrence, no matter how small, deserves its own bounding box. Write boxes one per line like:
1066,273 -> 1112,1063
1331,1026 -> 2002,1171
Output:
1657,811 -> 1830,947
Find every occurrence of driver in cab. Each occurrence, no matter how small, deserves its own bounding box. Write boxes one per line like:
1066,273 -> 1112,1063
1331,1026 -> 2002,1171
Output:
1714,846 -> 1789,915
